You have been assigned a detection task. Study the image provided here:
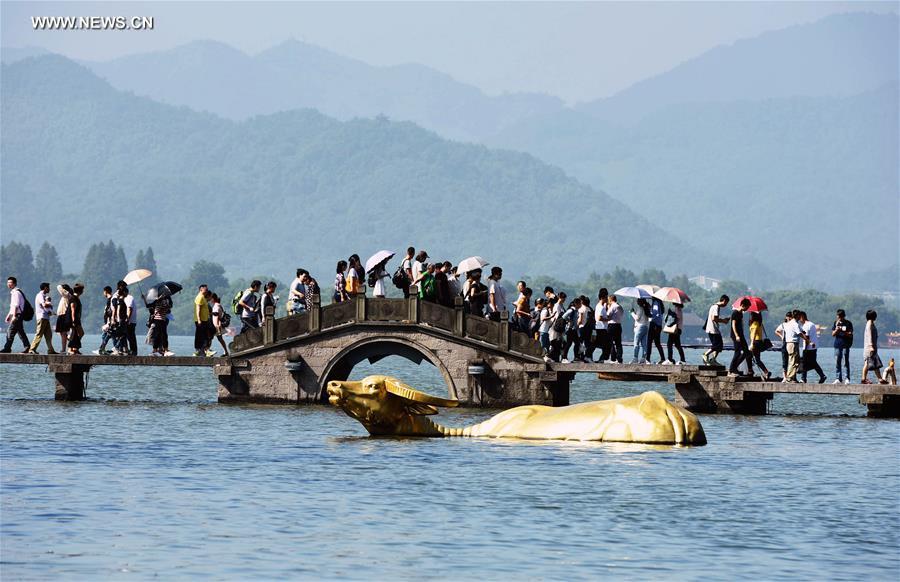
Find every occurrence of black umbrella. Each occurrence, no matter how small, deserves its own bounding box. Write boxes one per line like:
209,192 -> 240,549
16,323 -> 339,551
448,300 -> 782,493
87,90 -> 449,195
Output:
145,281 -> 184,303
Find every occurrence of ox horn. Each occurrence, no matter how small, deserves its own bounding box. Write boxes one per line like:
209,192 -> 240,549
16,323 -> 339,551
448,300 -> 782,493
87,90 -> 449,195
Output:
383,378 -> 459,408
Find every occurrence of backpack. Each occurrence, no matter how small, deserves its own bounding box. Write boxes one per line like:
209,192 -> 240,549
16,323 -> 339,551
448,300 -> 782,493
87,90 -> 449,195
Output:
231,290 -> 244,315
552,312 -> 568,333
20,292 -> 35,322
392,262 -> 410,289
219,310 -> 232,328
418,274 -> 436,300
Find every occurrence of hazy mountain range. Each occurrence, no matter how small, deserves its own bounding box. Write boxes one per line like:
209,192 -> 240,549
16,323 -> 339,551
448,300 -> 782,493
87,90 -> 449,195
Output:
2,11 -> 897,290
3,55 -> 763,284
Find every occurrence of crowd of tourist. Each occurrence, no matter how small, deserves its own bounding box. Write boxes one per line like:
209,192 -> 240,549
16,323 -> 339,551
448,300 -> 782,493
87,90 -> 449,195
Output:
3,250 -> 894,385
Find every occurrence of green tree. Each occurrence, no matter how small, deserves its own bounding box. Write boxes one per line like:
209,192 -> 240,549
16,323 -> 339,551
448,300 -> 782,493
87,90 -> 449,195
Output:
185,261 -> 229,293
33,241 -> 63,283
80,240 -> 129,328
133,247 -> 159,286
0,241 -> 37,294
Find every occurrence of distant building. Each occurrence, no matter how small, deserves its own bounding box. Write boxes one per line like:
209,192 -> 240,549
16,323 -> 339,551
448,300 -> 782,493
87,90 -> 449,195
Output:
689,275 -> 721,292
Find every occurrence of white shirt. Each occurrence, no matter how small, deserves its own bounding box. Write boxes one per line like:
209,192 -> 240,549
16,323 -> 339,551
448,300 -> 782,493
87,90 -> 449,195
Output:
577,304 -> 588,326
595,303 -> 608,330
35,290 -> 52,320
802,321 -> 818,350
782,319 -> 804,343
124,294 -> 137,324
706,304 -> 722,334
538,307 -> 552,333
8,288 -> 24,317
488,278 -> 508,313
289,277 -> 305,303
412,260 -> 424,284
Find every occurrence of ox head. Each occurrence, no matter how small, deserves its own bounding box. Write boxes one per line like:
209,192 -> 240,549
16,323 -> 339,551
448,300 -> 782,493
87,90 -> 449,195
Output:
327,375 -> 459,435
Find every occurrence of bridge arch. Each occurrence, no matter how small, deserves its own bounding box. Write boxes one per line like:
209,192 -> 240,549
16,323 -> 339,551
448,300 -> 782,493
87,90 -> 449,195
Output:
318,336 -> 459,401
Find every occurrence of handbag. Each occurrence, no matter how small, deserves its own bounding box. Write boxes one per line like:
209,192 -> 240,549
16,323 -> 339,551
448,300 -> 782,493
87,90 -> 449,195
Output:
760,322 -> 773,351
663,324 -> 678,334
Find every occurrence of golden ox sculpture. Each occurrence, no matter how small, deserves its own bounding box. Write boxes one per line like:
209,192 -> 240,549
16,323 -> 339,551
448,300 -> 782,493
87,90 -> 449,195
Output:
327,375 -> 706,445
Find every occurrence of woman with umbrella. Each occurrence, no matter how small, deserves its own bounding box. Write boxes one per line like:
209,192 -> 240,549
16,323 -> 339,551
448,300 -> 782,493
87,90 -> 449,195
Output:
365,251 -> 394,299
145,281 -> 181,356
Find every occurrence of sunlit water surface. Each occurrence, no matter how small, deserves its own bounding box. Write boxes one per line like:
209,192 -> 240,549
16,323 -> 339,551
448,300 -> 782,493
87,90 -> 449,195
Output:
2,336 -> 898,579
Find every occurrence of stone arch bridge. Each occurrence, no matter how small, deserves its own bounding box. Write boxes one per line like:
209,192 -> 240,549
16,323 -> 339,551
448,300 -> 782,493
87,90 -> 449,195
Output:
218,296 -> 571,406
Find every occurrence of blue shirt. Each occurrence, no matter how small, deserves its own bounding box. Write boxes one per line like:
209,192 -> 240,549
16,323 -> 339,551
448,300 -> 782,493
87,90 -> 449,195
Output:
650,298 -> 665,326
832,319 -> 853,349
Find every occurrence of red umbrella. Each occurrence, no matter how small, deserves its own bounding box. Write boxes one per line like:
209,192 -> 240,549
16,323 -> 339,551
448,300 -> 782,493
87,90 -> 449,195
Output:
653,286 -> 691,303
733,296 -> 768,312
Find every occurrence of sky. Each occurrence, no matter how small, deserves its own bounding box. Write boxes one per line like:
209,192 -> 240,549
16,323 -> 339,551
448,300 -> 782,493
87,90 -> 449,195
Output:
2,1 -> 898,102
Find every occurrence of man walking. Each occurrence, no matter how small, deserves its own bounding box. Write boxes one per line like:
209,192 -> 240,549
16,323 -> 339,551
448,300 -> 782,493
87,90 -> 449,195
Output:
831,309 -> 853,384
27,282 -> 56,354
238,280 -> 262,333
120,282 -> 139,355
728,298 -> 754,376
799,311 -> 826,383
703,295 -> 730,365
782,309 -> 808,382
194,284 -> 212,356
607,294 -> 624,363
2,276 -> 30,353
400,247 -> 415,298
486,266 -> 508,322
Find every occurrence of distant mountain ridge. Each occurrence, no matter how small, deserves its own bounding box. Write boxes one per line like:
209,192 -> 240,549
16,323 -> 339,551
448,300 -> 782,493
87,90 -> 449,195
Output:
2,56 -> 770,285
577,12 -> 899,123
78,39 -> 564,142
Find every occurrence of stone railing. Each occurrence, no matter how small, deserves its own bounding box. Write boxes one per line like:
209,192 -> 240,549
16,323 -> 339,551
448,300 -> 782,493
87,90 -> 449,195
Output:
230,295 -> 542,359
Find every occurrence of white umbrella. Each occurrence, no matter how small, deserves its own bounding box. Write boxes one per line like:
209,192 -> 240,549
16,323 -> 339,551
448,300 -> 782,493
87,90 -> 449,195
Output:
365,250 -> 395,273
457,256 -> 489,273
124,269 -> 153,285
613,286 -> 652,299
637,284 -> 660,295
653,286 -> 692,303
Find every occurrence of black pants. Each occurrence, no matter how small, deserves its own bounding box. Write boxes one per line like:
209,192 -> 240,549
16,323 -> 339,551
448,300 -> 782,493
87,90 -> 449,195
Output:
549,338 -> 562,362
564,329 -> 578,360
648,323 -> 665,361
580,326 -> 593,359
667,329 -> 685,362
608,323 -> 623,363
194,321 -> 212,351
151,320 -> 169,352
802,349 -> 825,381
730,338 -> 753,374
402,285 -> 410,299
595,328 -> 610,361
781,346 -> 788,372
127,323 -> 138,355
3,316 -> 29,351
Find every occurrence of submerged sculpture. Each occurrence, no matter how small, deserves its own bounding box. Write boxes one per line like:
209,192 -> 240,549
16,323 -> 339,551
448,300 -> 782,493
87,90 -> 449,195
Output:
327,375 -> 706,445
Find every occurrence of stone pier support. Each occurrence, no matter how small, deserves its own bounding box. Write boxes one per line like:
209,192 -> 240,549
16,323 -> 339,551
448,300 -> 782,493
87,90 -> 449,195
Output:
51,363 -> 90,401
860,393 -> 900,418
674,376 -> 770,415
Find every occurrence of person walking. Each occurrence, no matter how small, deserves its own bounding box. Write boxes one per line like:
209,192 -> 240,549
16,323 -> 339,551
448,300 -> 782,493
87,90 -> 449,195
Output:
371,262 -> 390,299
193,284 -> 213,357
301,271 -> 320,312
210,293 -> 230,356
446,263 -> 461,298
399,247 -> 415,298
775,311 -> 794,379
411,250 -> 428,291
664,302 -> 686,365
260,282 -> 278,327
288,269 -> 307,315
110,284 -> 130,355
122,282 -> 138,355
607,295 -> 624,363
238,280 -> 262,333
798,311 -> 826,383
648,296 -> 666,364
514,287 -> 533,334
831,309 -> 853,384
703,295 -> 730,365
748,311 -> 771,380
561,296 -> 580,363
464,269 -> 487,315
67,283 -> 85,355
578,296 -> 594,363
333,261 -> 350,304
434,263 -> 453,307
486,267 -> 508,322
630,298 -> 651,364
95,286 -> 115,355
594,290 -> 610,363
536,298 -> 552,362
27,282 -> 56,354
548,295 -> 565,362
345,256 -> 362,297
148,292 -> 172,357
861,310 -> 884,384
55,284 -> 73,353
781,310 -> 807,382
728,298 -> 753,376
2,276 -> 30,353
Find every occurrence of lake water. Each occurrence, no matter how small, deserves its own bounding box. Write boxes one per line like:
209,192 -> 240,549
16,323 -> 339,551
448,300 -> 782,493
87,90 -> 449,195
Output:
2,336 -> 898,579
